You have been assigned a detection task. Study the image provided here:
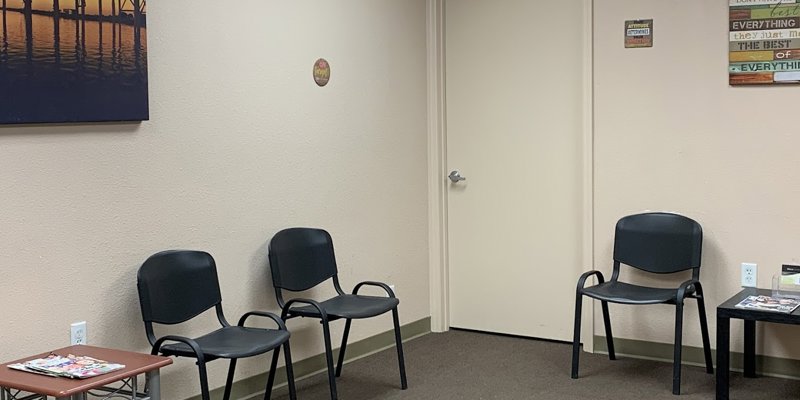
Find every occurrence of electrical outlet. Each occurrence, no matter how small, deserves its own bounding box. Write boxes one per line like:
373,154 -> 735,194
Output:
741,263 -> 757,287
70,321 -> 87,345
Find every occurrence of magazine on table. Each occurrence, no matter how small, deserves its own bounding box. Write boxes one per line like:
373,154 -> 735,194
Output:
735,294 -> 800,314
8,353 -> 125,379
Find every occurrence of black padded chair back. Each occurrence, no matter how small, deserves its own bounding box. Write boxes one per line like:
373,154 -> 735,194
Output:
613,212 -> 702,274
269,227 -> 338,291
137,250 -> 223,324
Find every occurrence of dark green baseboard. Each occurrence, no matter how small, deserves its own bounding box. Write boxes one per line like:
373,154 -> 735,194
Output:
184,317 -> 431,400
593,335 -> 800,379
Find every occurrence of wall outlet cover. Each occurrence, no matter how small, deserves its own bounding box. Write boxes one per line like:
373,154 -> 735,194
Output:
70,321 -> 87,345
741,263 -> 757,288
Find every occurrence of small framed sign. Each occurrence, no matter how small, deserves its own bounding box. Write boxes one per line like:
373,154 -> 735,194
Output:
625,19 -> 654,48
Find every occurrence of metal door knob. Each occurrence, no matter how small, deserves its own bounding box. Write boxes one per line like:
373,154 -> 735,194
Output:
448,170 -> 466,183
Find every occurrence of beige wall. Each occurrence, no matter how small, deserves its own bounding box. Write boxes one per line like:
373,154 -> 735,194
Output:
0,1 -> 429,398
594,0 -> 800,359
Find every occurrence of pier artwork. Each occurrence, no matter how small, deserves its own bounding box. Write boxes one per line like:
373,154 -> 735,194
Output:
0,0 -> 149,124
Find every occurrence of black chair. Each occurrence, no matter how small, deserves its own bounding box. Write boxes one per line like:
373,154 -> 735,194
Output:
571,212 -> 713,395
137,250 -> 296,400
268,227 -> 407,400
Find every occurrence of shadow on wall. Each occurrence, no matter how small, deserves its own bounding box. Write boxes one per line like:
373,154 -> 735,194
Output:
101,262 -> 153,352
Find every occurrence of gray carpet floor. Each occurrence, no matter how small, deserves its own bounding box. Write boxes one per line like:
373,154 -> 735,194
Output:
272,329 -> 800,399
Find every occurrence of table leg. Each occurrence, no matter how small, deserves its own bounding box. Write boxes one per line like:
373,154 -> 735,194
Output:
716,314 -> 731,400
744,319 -> 756,377
146,370 -> 160,400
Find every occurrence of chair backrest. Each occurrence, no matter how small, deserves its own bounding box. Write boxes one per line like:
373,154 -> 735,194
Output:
137,250 -> 223,325
613,212 -> 702,274
268,227 -> 338,292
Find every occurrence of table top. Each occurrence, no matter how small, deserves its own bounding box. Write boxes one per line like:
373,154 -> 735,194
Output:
0,345 -> 172,397
718,287 -> 800,323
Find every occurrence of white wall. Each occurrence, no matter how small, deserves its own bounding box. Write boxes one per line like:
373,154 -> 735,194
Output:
594,0 -> 800,359
0,1 -> 429,398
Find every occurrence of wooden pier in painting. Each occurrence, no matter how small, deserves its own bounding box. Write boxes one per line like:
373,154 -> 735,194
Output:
7,0 -> 146,27
4,5 -> 146,27
2,0 -> 146,64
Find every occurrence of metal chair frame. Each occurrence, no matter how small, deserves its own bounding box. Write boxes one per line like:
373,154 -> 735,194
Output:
571,212 -> 714,395
269,228 -> 407,400
137,250 -> 297,400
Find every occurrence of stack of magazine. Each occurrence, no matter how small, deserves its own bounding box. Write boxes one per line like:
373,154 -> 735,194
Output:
735,294 -> 800,314
8,354 -> 125,379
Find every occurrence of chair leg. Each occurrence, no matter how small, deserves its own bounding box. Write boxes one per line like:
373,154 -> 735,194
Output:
392,307 -> 408,389
222,359 -> 237,400
571,291 -> 583,379
695,285 -> 714,374
673,303 -> 685,395
321,319 -> 339,400
264,346 -> 281,400
601,301 -> 615,360
197,361 -> 211,400
335,319 -> 352,377
283,342 -> 298,400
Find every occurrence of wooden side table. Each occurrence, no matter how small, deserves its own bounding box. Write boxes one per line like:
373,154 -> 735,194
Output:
0,345 -> 171,400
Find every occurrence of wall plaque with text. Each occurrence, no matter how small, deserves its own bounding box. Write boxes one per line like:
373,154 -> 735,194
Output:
625,19 -> 653,48
729,0 -> 800,85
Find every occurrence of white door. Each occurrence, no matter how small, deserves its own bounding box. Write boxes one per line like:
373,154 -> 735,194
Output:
445,0 -> 586,341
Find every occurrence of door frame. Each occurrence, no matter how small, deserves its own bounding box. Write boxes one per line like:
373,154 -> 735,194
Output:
426,0 -> 596,352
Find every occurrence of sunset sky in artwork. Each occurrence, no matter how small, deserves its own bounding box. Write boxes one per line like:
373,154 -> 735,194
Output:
5,0 -> 143,15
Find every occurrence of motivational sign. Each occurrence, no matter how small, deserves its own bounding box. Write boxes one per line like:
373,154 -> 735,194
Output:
625,19 -> 653,48
730,0 -> 800,85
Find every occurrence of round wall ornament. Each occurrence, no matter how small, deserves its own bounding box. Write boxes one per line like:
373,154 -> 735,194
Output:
313,58 -> 331,87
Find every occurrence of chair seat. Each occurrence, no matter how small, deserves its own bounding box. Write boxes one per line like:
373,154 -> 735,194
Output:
160,326 -> 289,359
582,281 -> 695,305
289,294 -> 399,319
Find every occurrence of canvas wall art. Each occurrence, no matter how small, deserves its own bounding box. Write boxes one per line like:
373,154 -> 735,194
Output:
0,0 -> 148,124
729,0 -> 800,85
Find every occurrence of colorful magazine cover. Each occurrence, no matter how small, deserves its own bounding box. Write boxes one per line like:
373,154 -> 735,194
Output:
8,354 -> 125,379
735,295 -> 800,314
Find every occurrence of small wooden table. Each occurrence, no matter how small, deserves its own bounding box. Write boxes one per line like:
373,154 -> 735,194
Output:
716,287 -> 800,400
0,345 -> 171,400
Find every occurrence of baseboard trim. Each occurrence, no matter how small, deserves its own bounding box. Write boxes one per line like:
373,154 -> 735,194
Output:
183,317 -> 431,400
593,335 -> 800,380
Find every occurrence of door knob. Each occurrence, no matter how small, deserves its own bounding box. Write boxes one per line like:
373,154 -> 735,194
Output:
448,170 -> 466,183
